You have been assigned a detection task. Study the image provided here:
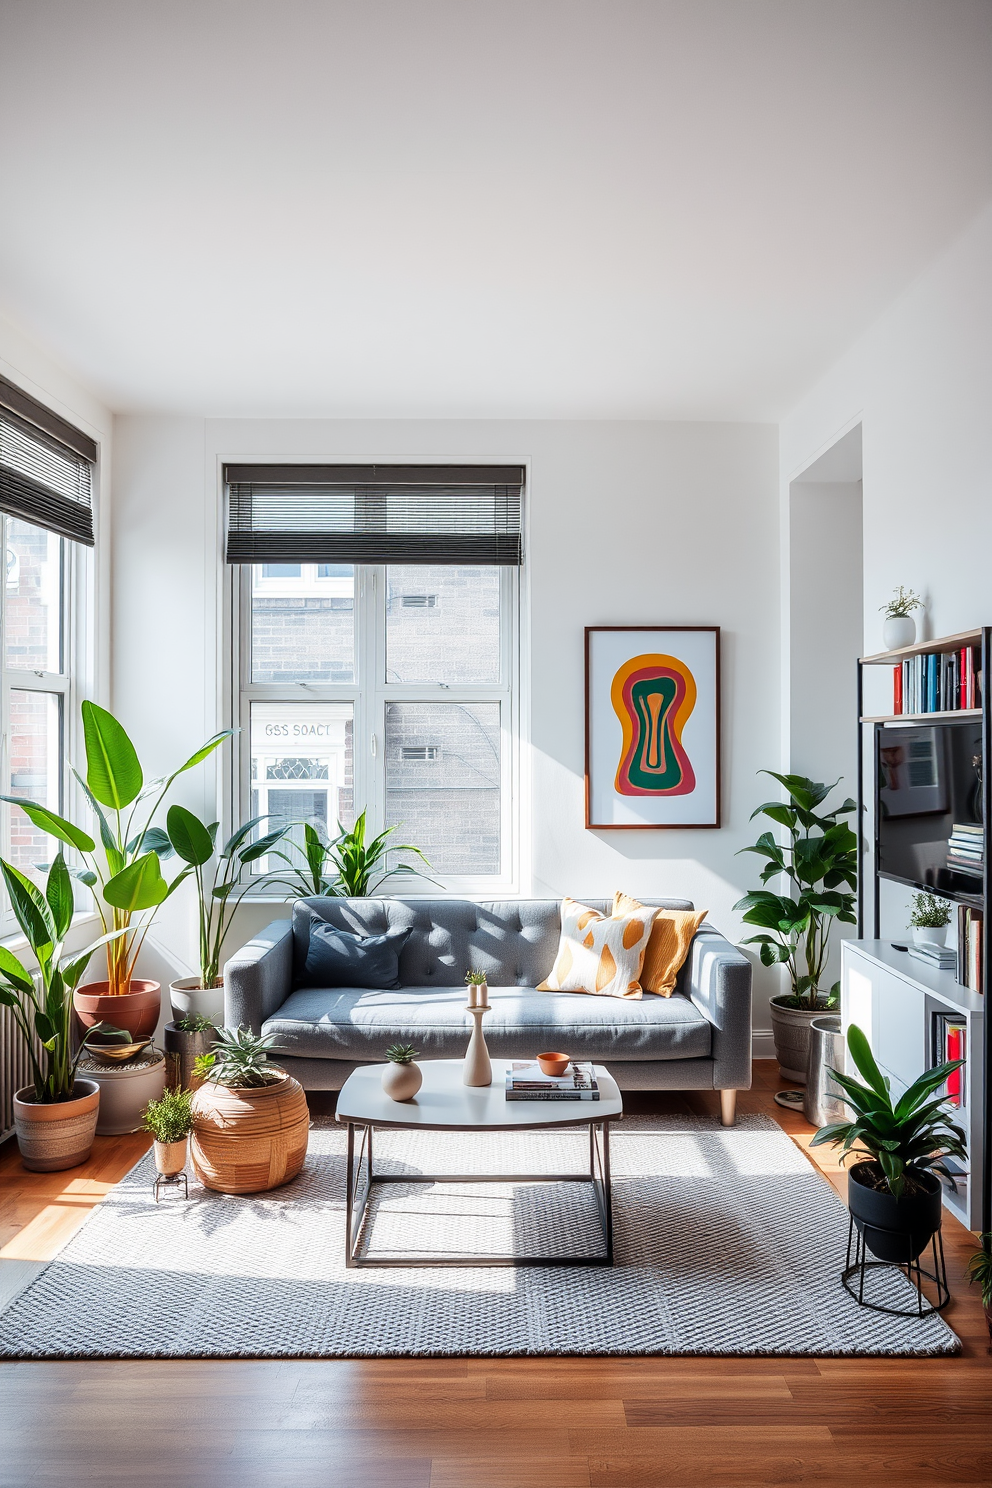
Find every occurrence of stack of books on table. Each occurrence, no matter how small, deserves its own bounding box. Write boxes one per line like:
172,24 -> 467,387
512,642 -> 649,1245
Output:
909,941 -> 957,972
947,824 -> 984,879
505,1061 -> 600,1101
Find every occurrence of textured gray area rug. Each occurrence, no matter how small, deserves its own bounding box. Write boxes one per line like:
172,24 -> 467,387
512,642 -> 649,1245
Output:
0,1114 -> 959,1358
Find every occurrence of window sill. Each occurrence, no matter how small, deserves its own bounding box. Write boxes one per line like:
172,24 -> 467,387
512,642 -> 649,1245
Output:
0,910 -> 102,957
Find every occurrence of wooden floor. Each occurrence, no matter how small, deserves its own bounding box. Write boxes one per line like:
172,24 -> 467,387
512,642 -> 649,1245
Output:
1,1060 -> 989,1488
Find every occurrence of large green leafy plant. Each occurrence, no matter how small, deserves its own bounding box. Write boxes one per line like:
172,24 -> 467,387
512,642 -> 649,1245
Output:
0,855 -> 126,1102
810,1023 -> 967,1198
267,809 -> 433,899
164,808 -> 288,989
3,702 -> 229,996
733,771 -> 858,1011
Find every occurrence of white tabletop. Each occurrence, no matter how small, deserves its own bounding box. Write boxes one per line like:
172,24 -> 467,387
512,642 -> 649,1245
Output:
335,1059 -> 623,1130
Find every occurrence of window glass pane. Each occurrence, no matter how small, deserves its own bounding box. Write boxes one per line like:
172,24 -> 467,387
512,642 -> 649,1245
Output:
5,518 -> 63,673
249,701 -> 354,844
385,702 -> 500,874
250,563 -> 354,682
386,566 -> 500,684
8,690 -> 62,872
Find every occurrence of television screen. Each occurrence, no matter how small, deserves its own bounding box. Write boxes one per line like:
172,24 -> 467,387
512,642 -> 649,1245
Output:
876,718 -> 984,895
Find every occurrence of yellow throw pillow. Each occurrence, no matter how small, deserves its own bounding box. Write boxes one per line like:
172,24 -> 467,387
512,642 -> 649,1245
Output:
613,892 -> 708,997
538,897 -> 657,1000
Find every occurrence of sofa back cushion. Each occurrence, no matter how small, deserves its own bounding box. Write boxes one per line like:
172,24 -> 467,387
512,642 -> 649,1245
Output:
291,897 -> 695,991
300,917 -> 413,989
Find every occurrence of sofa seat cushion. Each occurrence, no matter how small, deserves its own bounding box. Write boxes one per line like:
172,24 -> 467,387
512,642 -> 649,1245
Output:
261,985 -> 712,1063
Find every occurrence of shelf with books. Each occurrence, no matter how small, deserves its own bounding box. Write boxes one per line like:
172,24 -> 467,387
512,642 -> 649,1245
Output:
856,624 -> 991,1234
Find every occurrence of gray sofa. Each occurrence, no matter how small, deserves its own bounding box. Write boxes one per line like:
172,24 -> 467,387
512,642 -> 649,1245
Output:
225,896 -> 752,1124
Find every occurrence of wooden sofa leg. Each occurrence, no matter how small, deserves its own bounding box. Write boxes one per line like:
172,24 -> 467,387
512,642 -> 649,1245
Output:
719,1090 -> 737,1127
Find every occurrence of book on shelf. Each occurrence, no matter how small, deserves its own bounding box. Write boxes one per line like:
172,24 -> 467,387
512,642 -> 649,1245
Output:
505,1060 -> 600,1101
933,1011 -> 967,1108
892,644 -> 982,715
946,823 -> 984,877
956,905 -> 985,993
909,943 -> 957,971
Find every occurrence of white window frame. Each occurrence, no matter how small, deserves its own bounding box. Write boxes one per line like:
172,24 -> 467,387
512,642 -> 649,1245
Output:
0,518 -> 91,933
233,562 -> 520,896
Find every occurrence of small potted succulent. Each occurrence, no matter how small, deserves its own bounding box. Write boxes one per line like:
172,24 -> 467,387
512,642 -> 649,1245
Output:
190,1026 -> 309,1194
966,1233 -> 992,1341
811,1024 -> 966,1263
908,891 -> 952,947
163,1012 -> 217,1091
141,1087 -> 195,1178
464,969 -> 490,1006
880,586 -> 923,650
381,1043 -> 422,1101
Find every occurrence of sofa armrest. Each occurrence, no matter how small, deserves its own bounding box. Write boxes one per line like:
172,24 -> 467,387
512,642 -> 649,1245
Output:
685,925 -> 752,1090
224,919 -> 294,1034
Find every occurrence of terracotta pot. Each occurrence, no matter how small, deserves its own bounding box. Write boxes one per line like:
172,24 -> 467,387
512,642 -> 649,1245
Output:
537,1052 -> 570,1077
169,975 -> 225,1027
81,1051 -> 166,1135
163,1021 -> 217,1092
154,1138 -> 188,1177
769,996 -> 830,1085
190,1071 -> 309,1195
381,1060 -> 423,1101
74,980 -> 162,1041
13,1080 -> 100,1172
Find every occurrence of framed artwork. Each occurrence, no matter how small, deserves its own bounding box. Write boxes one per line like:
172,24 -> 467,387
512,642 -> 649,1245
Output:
585,627 -> 721,829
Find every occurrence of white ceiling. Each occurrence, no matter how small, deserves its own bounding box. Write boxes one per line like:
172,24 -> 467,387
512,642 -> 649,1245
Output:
1,0 -> 990,420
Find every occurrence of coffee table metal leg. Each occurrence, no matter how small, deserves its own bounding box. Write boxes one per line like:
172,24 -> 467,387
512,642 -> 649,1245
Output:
346,1121 -> 374,1268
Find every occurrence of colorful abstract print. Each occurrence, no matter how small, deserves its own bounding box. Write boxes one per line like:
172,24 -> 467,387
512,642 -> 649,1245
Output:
611,653 -> 697,797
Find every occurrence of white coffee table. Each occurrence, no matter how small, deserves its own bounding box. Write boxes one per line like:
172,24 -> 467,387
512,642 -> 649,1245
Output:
335,1058 -> 623,1268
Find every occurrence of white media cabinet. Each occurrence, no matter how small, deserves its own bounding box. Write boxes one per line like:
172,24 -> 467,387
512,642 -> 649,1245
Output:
841,938 -> 985,1230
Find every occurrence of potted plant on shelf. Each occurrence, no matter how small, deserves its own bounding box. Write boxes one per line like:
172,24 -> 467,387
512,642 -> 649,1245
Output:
164,1012 -> 217,1091
734,771 -> 858,1083
381,1043 -> 423,1101
0,854 -> 127,1171
141,1087 -> 195,1179
966,1233 -> 992,1341
163,807 -> 289,1023
267,809 -> 433,898
908,891 -> 952,947
3,701 -> 230,1040
880,586 -> 923,651
190,1026 -> 309,1194
811,1023 -> 966,1264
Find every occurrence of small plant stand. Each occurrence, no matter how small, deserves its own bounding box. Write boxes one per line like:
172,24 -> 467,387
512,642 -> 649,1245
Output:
153,1169 -> 189,1203
841,1213 -> 950,1318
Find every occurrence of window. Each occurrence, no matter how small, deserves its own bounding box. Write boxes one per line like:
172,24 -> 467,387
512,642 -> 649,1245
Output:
229,463 -> 523,890
0,376 -> 94,915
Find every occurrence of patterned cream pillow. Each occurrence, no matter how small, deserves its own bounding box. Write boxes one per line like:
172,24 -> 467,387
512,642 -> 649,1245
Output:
613,892 -> 708,997
538,897 -> 658,1000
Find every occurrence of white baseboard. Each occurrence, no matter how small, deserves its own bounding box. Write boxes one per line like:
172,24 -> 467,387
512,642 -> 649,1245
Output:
752,1031 -> 776,1059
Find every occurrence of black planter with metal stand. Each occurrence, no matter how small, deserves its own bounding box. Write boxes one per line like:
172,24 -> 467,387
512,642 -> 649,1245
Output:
842,1162 -> 950,1317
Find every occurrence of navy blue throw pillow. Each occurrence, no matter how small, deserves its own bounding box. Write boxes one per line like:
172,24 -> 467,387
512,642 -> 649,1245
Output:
301,919 -> 412,990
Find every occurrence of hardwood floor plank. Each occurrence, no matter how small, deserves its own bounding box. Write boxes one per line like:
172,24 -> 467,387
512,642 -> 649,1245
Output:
488,1373 -> 795,1400
429,1457 -> 592,1488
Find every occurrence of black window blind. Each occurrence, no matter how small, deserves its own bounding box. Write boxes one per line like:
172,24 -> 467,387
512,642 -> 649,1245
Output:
0,376 -> 96,546
224,464 -> 524,566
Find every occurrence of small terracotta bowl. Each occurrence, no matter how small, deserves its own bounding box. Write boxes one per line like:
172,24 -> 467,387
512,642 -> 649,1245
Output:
537,1052 -> 570,1077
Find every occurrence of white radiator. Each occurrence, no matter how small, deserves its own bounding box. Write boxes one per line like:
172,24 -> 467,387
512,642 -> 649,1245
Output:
1,1001 -> 34,1142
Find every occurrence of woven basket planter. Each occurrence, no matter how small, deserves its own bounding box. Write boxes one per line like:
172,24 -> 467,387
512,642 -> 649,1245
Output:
189,1071 -> 309,1195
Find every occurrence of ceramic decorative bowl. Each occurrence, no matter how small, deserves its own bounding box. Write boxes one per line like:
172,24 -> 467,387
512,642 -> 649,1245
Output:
86,1036 -> 154,1065
537,1052 -> 570,1077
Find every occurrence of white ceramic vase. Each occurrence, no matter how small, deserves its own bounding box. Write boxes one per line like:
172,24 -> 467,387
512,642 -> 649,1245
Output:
883,614 -> 916,651
381,1060 -> 423,1101
170,975 -> 225,1026
912,925 -> 947,947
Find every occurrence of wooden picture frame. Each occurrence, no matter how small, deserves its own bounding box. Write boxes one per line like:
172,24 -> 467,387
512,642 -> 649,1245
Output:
584,626 -> 721,830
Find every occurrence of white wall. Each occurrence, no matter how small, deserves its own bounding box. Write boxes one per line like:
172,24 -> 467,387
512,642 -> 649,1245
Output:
781,201 -> 992,939
110,416 -> 783,1034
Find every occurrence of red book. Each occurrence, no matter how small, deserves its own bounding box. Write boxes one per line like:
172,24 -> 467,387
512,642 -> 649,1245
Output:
893,666 -> 903,714
945,1027 -> 963,1105
960,648 -> 969,709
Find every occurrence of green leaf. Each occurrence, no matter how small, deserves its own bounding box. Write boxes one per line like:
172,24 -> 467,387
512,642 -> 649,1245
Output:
128,825 -> 176,860
846,1024 -> 890,1103
45,853 -> 75,941
0,796 -> 95,854
0,859 -> 56,952
166,805 -> 214,866
103,852 -> 169,912
0,944 -> 33,993
82,700 -> 144,808
173,730 -> 234,778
